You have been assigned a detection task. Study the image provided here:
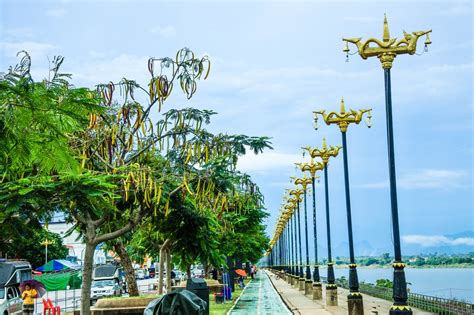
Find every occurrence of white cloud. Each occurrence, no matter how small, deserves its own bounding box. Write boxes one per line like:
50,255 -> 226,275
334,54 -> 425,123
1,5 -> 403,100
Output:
46,8 -> 67,17
70,54 -> 149,86
0,41 -> 56,59
236,151 -> 303,172
360,169 -> 468,190
3,27 -> 35,40
88,50 -> 106,59
151,25 -> 176,38
402,234 -> 474,247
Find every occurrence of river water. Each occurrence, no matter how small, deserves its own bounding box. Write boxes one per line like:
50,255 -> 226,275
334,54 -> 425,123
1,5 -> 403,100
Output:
318,267 -> 474,303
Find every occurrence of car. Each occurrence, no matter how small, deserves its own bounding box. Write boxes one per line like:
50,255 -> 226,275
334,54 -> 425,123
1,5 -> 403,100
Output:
90,279 -> 122,302
0,260 -> 32,315
0,286 -> 22,314
135,269 -> 146,280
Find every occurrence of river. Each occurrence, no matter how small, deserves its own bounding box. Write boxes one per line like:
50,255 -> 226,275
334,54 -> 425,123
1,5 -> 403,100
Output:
317,267 -> 474,303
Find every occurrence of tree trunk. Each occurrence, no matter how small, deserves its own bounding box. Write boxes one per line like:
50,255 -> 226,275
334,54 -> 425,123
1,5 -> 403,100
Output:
165,249 -> 171,292
204,263 -> 209,279
113,240 -> 139,296
158,239 -> 170,294
80,240 -> 95,315
186,265 -> 191,280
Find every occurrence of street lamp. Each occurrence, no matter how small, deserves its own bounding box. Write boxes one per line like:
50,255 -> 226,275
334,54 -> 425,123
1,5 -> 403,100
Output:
314,98 -> 371,315
40,239 -> 54,264
303,138 -> 341,306
343,15 -> 431,315
296,159 -> 324,300
284,202 -> 297,285
289,189 -> 304,291
291,176 -> 313,296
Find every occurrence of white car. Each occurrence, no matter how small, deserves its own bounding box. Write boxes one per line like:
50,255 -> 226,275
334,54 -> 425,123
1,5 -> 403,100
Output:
90,279 -> 122,301
0,286 -> 22,315
135,269 -> 146,280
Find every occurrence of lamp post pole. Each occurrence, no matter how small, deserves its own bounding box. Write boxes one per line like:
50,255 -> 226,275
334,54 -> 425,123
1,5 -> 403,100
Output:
343,16 -> 431,315
314,98 -> 371,315
304,138 -> 341,305
297,159 -> 324,300
289,190 -> 304,291
292,176 -> 314,296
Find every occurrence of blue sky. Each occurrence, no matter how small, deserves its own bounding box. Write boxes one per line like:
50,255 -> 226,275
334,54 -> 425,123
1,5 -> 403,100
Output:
1,0 -> 472,256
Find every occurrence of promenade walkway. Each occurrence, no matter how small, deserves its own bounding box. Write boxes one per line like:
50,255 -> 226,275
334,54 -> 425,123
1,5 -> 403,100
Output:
265,270 -> 435,315
229,271 -> 291,314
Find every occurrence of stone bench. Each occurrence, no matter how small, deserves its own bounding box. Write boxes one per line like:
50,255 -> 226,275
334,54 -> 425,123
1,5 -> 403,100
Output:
91,296 -> 157,315
171,279 -> 224,294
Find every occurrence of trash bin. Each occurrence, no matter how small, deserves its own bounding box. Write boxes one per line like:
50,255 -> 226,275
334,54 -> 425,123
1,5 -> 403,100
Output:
186,278 -> 209,315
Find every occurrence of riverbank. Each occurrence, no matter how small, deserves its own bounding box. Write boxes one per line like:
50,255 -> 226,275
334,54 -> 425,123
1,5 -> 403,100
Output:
329,263 -> 474,269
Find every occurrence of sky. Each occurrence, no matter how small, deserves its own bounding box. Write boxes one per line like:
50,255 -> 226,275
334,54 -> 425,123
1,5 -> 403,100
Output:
1,0 -> 472,257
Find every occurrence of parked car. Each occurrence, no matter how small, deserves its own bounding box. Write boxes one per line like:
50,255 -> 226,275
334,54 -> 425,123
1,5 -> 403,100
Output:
0,286 -> 22,315
0,260 -> 32,315
90,263 -> 122,304
135,269 -> 146,280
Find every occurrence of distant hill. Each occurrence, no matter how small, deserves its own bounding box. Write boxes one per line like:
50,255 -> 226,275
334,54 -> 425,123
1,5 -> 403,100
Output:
327,231 -> 474,257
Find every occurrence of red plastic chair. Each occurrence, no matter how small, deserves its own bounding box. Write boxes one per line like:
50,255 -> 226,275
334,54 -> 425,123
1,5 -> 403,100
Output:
43,298 -> 61,315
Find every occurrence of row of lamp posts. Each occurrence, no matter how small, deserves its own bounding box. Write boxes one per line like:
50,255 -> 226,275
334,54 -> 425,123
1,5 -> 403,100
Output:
266,15 -> 431,315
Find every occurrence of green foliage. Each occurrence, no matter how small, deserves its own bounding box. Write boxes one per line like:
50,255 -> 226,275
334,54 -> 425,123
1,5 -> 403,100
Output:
0,214 -> 68,269
0,52 -> 101,179
375,278 -> 393,288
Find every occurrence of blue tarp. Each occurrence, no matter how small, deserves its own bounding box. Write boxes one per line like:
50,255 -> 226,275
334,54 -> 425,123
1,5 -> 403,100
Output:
36,259 -> 81,272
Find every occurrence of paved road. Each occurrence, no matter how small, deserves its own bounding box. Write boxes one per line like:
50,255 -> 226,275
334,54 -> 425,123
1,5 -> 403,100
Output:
230,271 -> 291,315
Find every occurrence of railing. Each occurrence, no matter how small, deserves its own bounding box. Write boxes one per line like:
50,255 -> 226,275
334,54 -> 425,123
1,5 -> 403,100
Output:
31,280 -> 161,314
327,277 -> 474,315
33,288 -> 81,315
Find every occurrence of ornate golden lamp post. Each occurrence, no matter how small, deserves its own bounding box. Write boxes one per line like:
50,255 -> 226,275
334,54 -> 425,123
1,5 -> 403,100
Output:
41,223 -> 55,264
284,202 -> 297,285
303,138 -> 341,306
289,189 -> 304,291
296,159 -> 323,300
343,15 -> 431,315
291,176 -> 313,296
314,98 -> 371,315
40,239 -> 54,264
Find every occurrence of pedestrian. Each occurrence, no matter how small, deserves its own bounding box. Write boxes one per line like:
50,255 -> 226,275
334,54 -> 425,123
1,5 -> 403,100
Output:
250,265 -> 254,279
238,276 -> 244,289
21,284 -> 37,315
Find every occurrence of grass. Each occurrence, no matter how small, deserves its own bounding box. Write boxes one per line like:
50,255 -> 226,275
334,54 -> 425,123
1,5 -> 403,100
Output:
209,279 -> 250,315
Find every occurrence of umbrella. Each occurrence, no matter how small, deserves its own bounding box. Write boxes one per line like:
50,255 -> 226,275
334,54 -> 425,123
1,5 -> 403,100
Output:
235,269 -> 247,277
20,280 -> 46,298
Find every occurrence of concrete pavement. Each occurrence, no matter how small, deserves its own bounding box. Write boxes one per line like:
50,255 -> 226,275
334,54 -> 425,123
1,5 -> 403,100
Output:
265,270 -> 434,315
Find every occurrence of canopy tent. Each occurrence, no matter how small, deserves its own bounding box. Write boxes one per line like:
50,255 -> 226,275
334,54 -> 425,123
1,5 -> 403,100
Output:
36,259 -> 81,272
33,271 -> 82,291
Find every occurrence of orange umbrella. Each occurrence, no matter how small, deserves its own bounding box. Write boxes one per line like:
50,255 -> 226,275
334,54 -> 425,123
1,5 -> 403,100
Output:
235,269 -> 247,277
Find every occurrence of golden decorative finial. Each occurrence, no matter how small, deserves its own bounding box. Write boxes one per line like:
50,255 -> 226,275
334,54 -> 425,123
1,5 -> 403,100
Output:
340,97 -> 346,114
342,15 -> 432,69
383,14 -> 390,43
303,139 -> 341,165
313,98 -> 372,133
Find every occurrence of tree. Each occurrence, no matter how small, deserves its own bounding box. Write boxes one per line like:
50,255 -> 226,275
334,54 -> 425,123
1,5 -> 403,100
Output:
0,212 -> 68,269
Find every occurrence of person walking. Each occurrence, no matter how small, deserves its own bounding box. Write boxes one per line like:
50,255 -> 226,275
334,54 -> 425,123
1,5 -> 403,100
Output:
21,284 -> 37,315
